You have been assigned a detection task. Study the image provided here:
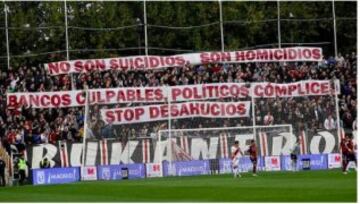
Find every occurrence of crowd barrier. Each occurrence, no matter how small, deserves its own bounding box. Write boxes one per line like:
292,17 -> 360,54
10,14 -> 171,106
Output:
31,153 -> 343,185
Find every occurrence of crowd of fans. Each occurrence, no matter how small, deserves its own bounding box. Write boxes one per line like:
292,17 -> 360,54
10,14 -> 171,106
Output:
0,52 -> 357,152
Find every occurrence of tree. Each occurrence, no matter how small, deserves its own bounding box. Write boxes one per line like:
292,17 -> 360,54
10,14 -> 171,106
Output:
0,1 -> 356,69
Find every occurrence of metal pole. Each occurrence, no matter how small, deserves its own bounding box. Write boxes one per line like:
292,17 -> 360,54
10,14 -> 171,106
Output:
4,2 -> 10,70
64,0 -> 69,61
332,0 -> 338,57
251,95 -> 257,142
158,125 -> 162,165
334,79 -> 342,152
144,0 -> 148,55
138,34 -> 141,55
290,125 -> 294,149
64,0 -> 75,90
81,89 -> 89,179
219,0 -> 224,52
167,87 -> 173,176
277,0 -> 281,48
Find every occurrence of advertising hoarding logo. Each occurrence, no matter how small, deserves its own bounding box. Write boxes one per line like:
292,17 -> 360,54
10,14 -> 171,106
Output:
328,153 -> 342,169
82,166 -> 98,181
126,163 -> 145,179
153,164 -> 160,171
146,163 -> 163,178
36,170 -> 45,184
271,158 -> 278,165
32,167 -> 80,185
265,156 -> 281,171
88,168 -> 94,175
173,160 -> 210,176
304,154 -> 327,170
97,164 -> 145,180
102,167 -> 111,180
335,155 -> 341,162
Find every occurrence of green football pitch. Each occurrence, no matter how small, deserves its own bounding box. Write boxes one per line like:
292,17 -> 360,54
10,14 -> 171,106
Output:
0,170 -> 356,202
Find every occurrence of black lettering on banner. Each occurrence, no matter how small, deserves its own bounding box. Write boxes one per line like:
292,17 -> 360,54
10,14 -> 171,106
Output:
24,130 -> 339,167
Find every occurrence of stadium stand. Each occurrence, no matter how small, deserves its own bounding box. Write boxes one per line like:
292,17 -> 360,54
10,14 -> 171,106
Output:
0,52 -> 356,155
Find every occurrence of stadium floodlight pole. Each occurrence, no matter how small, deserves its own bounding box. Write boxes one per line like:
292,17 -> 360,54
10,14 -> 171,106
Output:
167,87 -> 174,176
290,125 -> 294,147
144,0 -> 148,55
332,0 -> 338,57
218,0 -> 224,52
64,0 -> 69,61
251,95 -> 257,142
81,88 -> 89,179
157,123 -> 162,166
64,0 -> 75,90
334,79 -> 341,151
277,0 -> 281,48
4,2 -> 10,70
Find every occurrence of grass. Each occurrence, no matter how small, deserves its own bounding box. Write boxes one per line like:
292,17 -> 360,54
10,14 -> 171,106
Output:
0,169 -> 356,202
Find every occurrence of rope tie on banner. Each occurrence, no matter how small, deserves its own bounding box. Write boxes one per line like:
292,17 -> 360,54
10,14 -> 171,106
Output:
1,16 -> 355,31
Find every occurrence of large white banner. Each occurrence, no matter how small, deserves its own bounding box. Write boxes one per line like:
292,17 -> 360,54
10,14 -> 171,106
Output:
6,83 -> 249,108
22,130 -> 341,168
7,80 -> 336,109
45,47 -> 322,75
100,101 -> 251,125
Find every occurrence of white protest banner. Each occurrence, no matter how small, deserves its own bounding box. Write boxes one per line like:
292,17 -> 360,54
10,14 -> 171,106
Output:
7,80 -> 335,109
6,84 -> 249,109
6,87 -> 167,109
6,83 -> 249,109
251,80 -> 335,98
100,101 -> 251,125
45,47 -> 322,75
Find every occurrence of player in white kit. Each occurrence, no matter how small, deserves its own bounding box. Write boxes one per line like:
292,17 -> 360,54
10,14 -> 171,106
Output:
231,140 -> 242,178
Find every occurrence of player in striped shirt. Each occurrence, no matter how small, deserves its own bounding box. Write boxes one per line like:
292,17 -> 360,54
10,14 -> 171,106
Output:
231,140 -> 242,178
